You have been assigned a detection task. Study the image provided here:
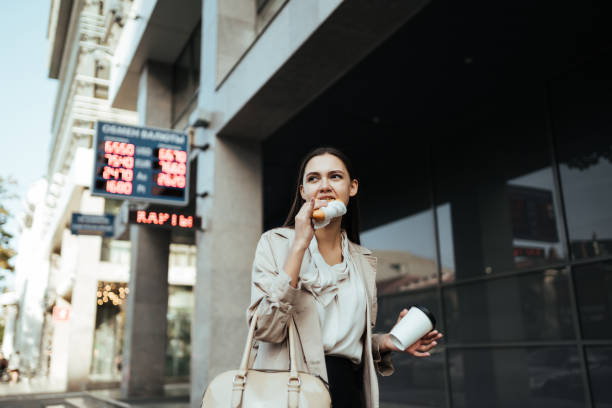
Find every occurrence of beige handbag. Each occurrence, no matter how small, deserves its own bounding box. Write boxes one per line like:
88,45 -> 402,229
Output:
200,314 -> 331,407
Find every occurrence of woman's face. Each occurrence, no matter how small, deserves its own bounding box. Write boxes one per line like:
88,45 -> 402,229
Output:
300,153 -> 358,205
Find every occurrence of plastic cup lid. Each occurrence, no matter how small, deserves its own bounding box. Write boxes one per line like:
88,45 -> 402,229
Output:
414,304 -> 436,328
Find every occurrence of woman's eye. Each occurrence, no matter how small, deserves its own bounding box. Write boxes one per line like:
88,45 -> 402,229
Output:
332,174 -> 341,179
307,176 -> 317,182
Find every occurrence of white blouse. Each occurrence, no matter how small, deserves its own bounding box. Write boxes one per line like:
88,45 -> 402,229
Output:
300,231 -> 367,364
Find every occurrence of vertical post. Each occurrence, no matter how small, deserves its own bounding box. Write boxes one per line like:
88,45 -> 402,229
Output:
121,61 -> 173,398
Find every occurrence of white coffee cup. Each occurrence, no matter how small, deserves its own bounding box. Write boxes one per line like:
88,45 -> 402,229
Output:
389,305 -> 436,350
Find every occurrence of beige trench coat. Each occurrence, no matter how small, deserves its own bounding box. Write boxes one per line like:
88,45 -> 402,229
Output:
246,227 -> 394,408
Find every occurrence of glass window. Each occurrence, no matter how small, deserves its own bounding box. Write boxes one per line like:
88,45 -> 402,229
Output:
586,347 -> 612,408
172,23 -> 201,125
379,351 -> 446,408
434,86 -> 566,281
90,281 -> 128,380
172,41 -> 194,123
169,244 -> 196,268
574,261 -> 612,340
449,347 -> 584,408
360,139 -> 438,294
443,269 -> 574,343
166,285 -> 193,377
551,80 -> 612,260
100,239 -> 131,264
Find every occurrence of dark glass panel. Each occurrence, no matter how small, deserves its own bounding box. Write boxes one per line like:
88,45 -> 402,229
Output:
586,347 -> 612,408
574,261 -> 612,340
172,41 -> 194,123
434,85 -> 566,282
449,347 -> 584,408
443,269 -> 574,343
551,80 -> 612,260
360,138 -> 437,294
379,351 -> 446,408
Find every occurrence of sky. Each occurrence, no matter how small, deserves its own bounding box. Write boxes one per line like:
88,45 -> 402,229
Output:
0,1 -> 57,249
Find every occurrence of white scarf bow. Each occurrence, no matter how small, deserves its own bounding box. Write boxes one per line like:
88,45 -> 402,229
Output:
301,230 -> 358,307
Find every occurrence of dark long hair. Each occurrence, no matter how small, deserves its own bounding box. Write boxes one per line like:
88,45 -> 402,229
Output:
282,147 -> 361,244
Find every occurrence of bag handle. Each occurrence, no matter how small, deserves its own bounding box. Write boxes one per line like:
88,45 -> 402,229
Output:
231,314 -> 301,408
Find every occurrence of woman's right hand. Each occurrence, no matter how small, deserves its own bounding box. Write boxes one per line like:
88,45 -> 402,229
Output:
293,198 -> 327,249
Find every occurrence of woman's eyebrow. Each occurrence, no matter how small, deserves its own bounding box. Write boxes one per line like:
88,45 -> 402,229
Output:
305,169 -> 345,177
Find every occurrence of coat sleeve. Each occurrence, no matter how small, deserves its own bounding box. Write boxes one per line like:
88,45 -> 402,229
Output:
369,269 -> 395,376
372,334 -> 394,376
246,232 -> 301,343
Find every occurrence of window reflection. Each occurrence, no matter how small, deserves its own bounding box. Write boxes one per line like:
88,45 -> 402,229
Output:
362,211 -> 438,294
434,87 -> 566,281
574,261 -> 612,340
552,80 -> 612,260
443,269 -> 574,343
449,347 -> 584,408
586,347 -> 612,407
379,351 -> 446,408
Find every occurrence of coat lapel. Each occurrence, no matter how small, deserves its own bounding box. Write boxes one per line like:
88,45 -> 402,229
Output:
349,242 -> 377,318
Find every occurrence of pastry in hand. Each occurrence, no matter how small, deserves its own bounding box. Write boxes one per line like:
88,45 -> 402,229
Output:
312,200 -> 347,229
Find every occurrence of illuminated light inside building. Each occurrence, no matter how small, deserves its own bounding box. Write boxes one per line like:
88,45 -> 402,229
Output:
96,281 -> 128,307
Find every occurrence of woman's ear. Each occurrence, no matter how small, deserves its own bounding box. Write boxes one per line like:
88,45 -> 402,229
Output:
300,184 -> 306,200
349,179 -> 359,197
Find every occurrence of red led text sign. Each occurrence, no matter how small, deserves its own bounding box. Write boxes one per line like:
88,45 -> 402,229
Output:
92,121 -> 189,205
129,210 -> 201,230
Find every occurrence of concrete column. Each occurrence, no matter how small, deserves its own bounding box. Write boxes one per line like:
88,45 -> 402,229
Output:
121,226 -> 170,397
120,60 -> 173,398
191,2 -> 263,404
191,137 -> 262,406
66,190 -> 104,391
1,305 -> 18,357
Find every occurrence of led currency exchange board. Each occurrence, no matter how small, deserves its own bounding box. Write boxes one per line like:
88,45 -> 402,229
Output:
92,121 -> 189,206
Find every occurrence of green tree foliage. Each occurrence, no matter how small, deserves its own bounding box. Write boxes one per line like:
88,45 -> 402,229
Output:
0,176 -> 17,272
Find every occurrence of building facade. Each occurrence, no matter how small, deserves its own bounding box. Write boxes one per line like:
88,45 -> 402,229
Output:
6,0 -> 612,407
2,0 -> 196,390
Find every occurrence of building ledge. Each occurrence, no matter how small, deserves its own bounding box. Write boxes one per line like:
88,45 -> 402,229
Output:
48,0 -> 75,79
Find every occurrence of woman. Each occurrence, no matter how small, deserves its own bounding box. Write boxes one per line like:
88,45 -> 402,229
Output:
247,147 -> 442,408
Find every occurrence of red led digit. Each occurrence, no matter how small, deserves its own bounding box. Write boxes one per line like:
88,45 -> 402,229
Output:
105,141 -> 135,156
122,169 -> 133,181
175,150 -> 187,163
159,161 -> 186,175
156,173 -> 186,188
158,148 -> 175,161
106,180 -> 133,195
103,166 -> 119,180
122,156 -> 134,169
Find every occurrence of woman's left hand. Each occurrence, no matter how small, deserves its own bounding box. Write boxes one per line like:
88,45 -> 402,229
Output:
381,308 -> 443,357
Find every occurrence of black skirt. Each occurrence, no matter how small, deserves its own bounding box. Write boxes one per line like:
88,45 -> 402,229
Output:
325,355 -> 365,408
